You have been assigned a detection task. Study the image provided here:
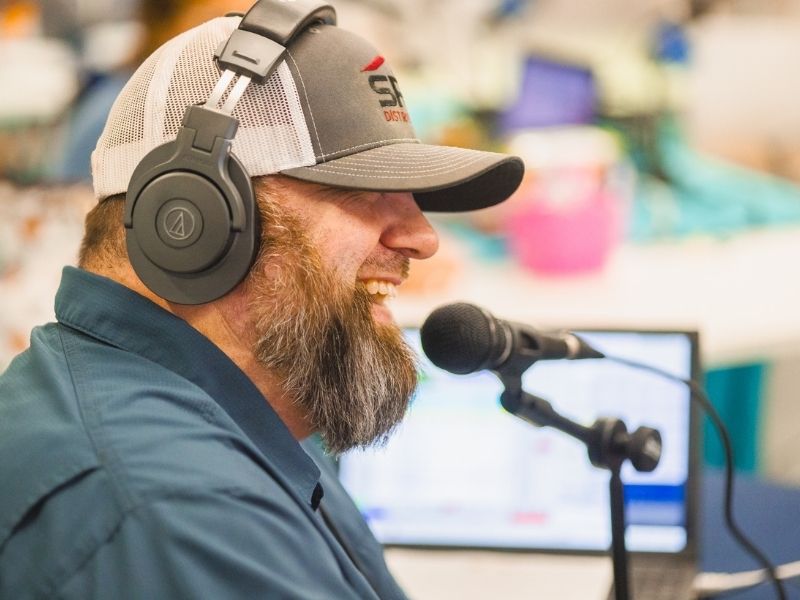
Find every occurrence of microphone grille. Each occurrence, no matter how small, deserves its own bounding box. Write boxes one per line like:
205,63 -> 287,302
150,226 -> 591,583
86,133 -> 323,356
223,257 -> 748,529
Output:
420,302 -> 496,375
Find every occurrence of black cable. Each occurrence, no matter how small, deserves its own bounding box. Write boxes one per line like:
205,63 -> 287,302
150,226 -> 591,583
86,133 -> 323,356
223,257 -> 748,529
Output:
604,354 -> 787,600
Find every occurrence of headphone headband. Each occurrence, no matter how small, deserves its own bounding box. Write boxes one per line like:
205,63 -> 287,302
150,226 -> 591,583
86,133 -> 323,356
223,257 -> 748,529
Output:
216,0 -> 336,84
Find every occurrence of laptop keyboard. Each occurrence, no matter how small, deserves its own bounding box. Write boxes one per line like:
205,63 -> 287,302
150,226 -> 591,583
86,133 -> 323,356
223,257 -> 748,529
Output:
606,561 -> 696,600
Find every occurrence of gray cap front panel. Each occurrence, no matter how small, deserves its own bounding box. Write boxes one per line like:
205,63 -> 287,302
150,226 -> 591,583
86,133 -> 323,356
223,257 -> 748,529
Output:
285,25 -> 418,162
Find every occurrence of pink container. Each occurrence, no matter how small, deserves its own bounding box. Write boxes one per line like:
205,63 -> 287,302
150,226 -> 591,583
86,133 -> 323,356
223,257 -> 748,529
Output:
505,189 -> 621,275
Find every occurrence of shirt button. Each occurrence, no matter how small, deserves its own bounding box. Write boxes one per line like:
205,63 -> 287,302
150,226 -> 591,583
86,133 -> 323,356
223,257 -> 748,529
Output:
311,482 -> 324,510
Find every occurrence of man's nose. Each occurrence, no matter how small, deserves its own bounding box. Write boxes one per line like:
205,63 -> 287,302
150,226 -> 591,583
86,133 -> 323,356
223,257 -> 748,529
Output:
378,193 -> 440,260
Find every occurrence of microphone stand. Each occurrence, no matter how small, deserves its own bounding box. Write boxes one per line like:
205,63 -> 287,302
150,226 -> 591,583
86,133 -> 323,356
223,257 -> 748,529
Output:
499,378 -> 663,600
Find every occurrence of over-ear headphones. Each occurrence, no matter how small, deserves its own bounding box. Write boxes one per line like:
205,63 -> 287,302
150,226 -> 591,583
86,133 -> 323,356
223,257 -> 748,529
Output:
124,0 -> 336,305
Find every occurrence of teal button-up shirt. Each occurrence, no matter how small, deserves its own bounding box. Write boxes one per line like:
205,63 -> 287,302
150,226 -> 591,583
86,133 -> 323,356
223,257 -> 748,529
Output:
0,267 -> 406,599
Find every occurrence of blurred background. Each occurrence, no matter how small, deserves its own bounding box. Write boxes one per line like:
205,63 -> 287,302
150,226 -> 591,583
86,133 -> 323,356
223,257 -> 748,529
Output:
3,0 -> 800,484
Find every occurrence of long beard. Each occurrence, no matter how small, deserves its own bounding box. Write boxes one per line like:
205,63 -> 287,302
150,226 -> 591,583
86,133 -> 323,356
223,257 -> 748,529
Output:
246,195 -> 418,455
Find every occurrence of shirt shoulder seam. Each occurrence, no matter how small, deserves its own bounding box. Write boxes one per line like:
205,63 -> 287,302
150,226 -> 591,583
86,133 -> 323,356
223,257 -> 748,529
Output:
51,487 -> 280,597
56,324 -> 138,513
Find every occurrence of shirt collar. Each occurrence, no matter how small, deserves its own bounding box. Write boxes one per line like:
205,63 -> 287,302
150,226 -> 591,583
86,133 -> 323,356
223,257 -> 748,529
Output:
55,266 -> 322,509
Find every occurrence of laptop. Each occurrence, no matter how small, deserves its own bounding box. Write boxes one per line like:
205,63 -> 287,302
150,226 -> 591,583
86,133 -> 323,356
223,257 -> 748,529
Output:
338,328 -> 701,600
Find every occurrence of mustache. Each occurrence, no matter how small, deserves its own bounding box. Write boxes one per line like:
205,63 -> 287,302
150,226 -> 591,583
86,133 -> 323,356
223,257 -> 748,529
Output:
359,254 -> 410,280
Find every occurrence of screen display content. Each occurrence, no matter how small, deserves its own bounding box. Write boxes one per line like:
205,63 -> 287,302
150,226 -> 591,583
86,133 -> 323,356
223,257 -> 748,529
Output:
338,329 -> 696,554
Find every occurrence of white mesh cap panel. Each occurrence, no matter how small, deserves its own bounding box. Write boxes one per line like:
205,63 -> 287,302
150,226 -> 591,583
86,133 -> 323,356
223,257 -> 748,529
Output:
91,16 -> 315,200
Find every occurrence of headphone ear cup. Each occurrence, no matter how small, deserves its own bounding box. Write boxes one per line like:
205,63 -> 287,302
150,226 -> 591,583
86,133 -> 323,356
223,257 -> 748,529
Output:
131,171 -> 234,274
126,141 -> 259,305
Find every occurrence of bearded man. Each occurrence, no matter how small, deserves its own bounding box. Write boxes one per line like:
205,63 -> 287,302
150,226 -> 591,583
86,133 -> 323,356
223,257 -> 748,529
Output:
0,2 -> 522,598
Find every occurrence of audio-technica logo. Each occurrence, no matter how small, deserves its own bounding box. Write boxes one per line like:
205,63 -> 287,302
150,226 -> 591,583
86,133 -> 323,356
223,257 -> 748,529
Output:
163,207 -> 195,241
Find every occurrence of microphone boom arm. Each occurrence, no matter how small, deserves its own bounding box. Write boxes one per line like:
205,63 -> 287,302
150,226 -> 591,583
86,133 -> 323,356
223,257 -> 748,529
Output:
498,376 -> 663,600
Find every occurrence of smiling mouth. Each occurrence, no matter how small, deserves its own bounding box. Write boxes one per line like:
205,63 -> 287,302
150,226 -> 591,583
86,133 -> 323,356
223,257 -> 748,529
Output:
361,278 -> 397,305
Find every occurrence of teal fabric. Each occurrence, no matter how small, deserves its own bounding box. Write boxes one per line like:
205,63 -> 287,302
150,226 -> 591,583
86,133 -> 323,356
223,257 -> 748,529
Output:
0,267 -> 405,600
627,117 -> 800,241
703,364 -> 766,473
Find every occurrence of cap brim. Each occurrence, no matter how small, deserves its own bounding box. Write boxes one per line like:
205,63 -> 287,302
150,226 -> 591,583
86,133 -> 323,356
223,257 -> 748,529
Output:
280,142 -> 524,212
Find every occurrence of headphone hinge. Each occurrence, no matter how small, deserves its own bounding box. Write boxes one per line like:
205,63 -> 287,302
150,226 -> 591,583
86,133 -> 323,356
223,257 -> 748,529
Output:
182,105 -> 239,152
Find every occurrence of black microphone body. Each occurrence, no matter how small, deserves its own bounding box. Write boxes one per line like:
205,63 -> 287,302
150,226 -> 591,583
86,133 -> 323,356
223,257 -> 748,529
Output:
420,302 -> 604,377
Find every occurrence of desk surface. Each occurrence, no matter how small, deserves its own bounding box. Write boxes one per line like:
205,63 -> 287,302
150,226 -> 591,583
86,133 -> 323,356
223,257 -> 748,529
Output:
385,471 -> 800,600
395,226 -> 800,368
699,472 -> 800,599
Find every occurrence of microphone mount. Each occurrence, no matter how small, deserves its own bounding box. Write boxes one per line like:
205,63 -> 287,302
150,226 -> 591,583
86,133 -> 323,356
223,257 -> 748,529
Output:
499,375 -> 663,600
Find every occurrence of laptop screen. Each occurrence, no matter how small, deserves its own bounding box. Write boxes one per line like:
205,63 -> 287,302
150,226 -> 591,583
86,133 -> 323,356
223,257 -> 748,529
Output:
338,329 -> 699,554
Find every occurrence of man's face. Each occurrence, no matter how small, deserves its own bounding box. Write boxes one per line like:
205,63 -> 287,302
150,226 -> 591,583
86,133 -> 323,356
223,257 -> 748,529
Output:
246,177 -> 439,454
278,181 -> 439,322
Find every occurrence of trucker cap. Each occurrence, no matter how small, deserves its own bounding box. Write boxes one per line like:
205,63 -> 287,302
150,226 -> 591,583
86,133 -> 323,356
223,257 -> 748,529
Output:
92,16 -> 524,211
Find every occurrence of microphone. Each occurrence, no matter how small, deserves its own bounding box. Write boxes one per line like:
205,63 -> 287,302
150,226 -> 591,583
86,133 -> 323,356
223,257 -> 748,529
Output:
420,302 -> 604,376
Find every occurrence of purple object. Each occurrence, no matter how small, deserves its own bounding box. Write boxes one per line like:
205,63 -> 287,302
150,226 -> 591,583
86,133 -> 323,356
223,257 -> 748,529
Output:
502,56 -> 597,131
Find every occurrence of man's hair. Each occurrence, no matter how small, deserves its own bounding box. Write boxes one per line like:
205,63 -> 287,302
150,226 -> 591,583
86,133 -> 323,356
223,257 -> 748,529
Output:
77,194 -> 127,272
77,176 -> 280,273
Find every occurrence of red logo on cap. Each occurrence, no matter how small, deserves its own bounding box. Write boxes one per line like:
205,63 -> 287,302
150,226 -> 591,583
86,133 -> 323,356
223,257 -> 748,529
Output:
361,56 -> 385,72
